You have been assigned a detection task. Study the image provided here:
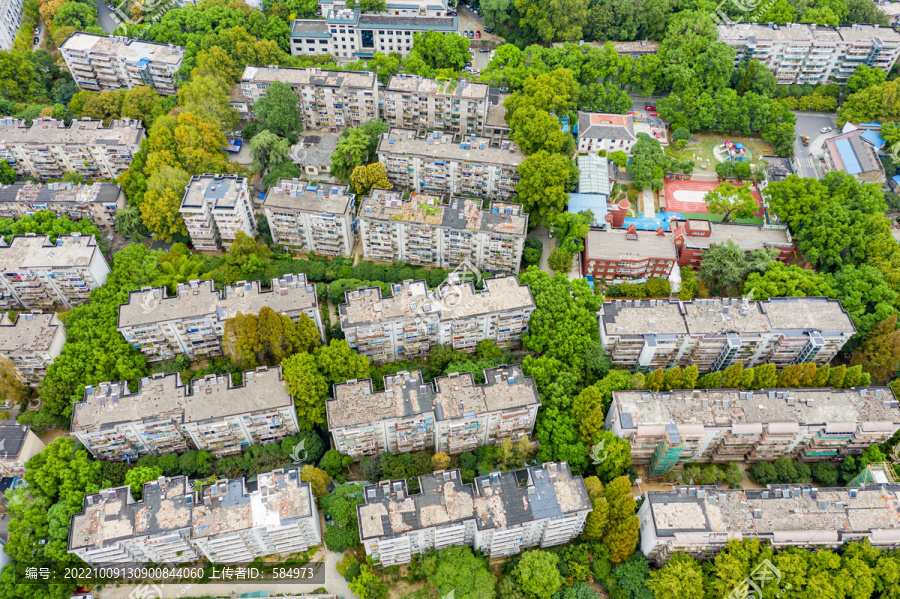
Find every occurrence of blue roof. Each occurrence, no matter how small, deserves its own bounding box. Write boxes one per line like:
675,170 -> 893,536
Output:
835,138 -> 862,174
568,193 -> 608,226
622,211 -> 685,232
860,129 -> 885,150
860,122 -> 882,128
893,175 -> 900,185
135,59 -> 150,67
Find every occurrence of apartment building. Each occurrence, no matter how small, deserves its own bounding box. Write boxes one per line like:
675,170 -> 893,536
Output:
180,175 -> 256,252
718,22 -> 900,85
117,276 -> 323,363
577,112 -> 637,154
0,117 -> 144,181
358,463 -> 591,566
240,66 -> 378,131
71,366 -> 299,461
582,226 -> 677,283
672,219 -> 793,267
383,75 -> 488,135
262,179 -> 355,256
639,483 -> 900,564
327,365 -> 540,459
0,423 -> 45,478
0,182 -> 125,229
290,0 -> 457,62
378,129 -> 525,201
607,387 -> 900,475
0,234 -> 110,310
68,469 -> 321,566
60,33 -> 184,96
0,0 -> 22,51
0,312 -> 66,387
599,296 -> 856,372
358,189 -> 527,274
339,276 -> 535,362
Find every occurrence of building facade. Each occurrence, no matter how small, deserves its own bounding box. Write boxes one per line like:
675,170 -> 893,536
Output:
68,469 -> 321,566
0,312 -> 66,387
339,276 -> 535,362
358,189 -> 527,274
0,0 -> 22,51
290,0 -> 457,62
718,22 -> 900,85
607,387 -> 900,474
377,129 -> 524,201
262,179 -> 355,256
180,175 -> 256,252
383,75 -> 488,135
582,226 -> 677,283
599,297 -> 856,372
639,483 -> 900,564
672,219 -> 793,267
0,117 -> 144,181
71,367 -> 300,461
60,33 -> 184,95
0,422 -> 45,478
0,234 -> 110,310
0,182 -> 125,229
240,66 -> 378,131
358,463 -> 591,566
327,365 -> 540,459
577,112 -> 637,154
117,276 -> 323,363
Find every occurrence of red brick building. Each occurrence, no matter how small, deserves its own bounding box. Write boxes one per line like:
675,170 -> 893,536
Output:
582,225 -> 678,283
672,219 -> 793,268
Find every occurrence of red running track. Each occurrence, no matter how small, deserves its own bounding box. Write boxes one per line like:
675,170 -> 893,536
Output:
663,178 -> 764,217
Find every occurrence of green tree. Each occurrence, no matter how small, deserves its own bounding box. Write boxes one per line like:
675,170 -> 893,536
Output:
178,75 -> 237,133
604,475 -> 639,564
348,564 -> 388,599
254,80 -> 302,138
124,466 -> 163,500
281,352 -> 329,428
405,30 -> 471,72
849,314 -> 900,384
331,128 -> 370,180
648,553 -> 704,599
700,241 -> 777,295
510,106 -> 574,155
140,166 -> 191,241
315,339 -> 370,386
320,483 -> 364,551
515,550 -> 563,598
300,464 -> 332,498
513,0 -> 589,43
704,182 -> 758,222
421,546 -> 498,599
515,151 -> 575,225
250,130 -> 291,173
320,449 -> 352,477
0,160 -> 16,184
743,262 -> 835,300
53,1 -> 98,29
627,133 -> 671,190
350,162 -> 391,196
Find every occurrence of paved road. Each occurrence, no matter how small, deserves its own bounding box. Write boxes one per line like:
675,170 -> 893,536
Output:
628,93 -> 667,120
96,0 -> 119,32
792,111 -> 838,179
529,225 -> 552,273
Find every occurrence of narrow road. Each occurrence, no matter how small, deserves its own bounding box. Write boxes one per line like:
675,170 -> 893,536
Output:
96,0 -> 119,32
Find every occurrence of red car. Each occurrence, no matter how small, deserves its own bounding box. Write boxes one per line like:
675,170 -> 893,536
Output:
476,30 -> 481,38
644,104 -> 656,111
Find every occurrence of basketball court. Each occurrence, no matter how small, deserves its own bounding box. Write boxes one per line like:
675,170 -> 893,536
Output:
663,179 -> 763,217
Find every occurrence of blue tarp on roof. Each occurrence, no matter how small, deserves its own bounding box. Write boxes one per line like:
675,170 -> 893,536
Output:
568,193 -> 608,225
893,175 -> 900,186
135,59 -> 150,67
860,129 -> 886,150
835,138 -> 862,174
860,122 -> 883,128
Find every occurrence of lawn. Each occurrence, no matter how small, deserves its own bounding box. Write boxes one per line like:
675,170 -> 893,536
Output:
665,133 -> 775,170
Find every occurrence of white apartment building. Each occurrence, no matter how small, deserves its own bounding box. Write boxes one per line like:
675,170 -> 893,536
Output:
339,276 -> 535,363
71,366 -> 300,461
378,129 -> 524,201
639,483 -> 900,565
0,182 -> 125,229
180,175 -> 256,252
117,276 -> 323,363
327,365 -> 540,459
599,297 -> 856,373
0,422 -> 45,478
290,0 -> 457,62
68,469 -> 321,566
0,312 -> 66,387
359,190 -> 527,274
263,179 -> 355,256
240,66 -> 378,131
0,117 -> 144,181
577,112 -> 637,154
358,463 -> 591,566
0,0 -> 22,51
717,22 -> 900,85
607,387 -> 900,476
60,33 -> 184,96
383,75 -> 488,135
0,234 -> 111,310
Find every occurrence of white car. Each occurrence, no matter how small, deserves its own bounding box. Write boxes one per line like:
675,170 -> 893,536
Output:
820,127 -> 832,134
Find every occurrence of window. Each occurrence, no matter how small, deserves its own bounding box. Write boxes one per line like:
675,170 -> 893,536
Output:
306,38 -> 315,44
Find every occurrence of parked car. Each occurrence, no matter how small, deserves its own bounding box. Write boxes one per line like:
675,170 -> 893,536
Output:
465,61 -> 472,68
34,26 -> 39,34
479,48 -> 490,52
33,36 -> 39,45
476,30 -> 481,38
469,30 -> 475,39
644,104 -> 656,111
820,126 -> 832,134
485,27 -> 494,33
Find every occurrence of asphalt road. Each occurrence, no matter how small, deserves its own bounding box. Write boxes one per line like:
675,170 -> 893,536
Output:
792,111 -> 838,179
96,0 -> 119,32
628,94 -> 667,120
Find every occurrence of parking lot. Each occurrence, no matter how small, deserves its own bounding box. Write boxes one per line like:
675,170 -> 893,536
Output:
793,111 -> 838,179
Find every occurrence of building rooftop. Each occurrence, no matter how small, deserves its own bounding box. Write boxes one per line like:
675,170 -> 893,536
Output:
117,275 -> 318,329
645,483 -> 900,544
0,117 -> 144,147
0,422 -> 32,461
339,275 -> 534,327
825,130 -> 883,176
385,74 -> 488,100
70,367 -> 292,433
264,179 -> 353,215
577,153 -> 611,196
289,134 -> 340,168
585,227 -> 677,261
0,312 -> 61,354
291,19 -> 331,35
0,181 -> 122,206
181,175 -> 248,212
485,103 -> 509,130
241,65 -> 376,90
600,297 -> 856,338
60,33 -> 185,66
717,22 -> 900,44
577,112 -> 635,142
678,220 -> 793,252
356,14 -> 456,30
0,233 -> 101,270
377,128 -> 525,166
358,189 -> 527,235
611,386 -> 900,432
327,364 -> 539,430
358,463 -> 590,540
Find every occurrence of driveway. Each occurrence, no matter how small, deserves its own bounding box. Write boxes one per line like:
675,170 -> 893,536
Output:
96,0 -> 119,32
528,225 -> 553,273
628,94 -> 668,121
457,4 -> 502,44
792,111 -> 838,179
